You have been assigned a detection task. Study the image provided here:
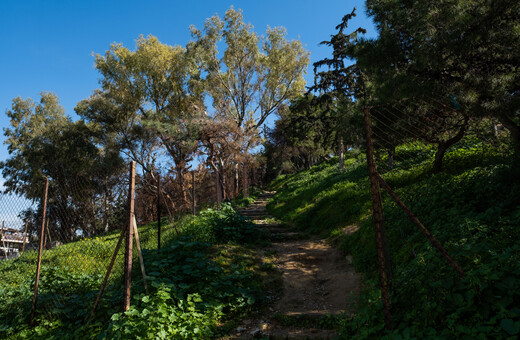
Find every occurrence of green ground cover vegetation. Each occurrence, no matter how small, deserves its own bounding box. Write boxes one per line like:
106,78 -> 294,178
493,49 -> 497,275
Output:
268,140 -> 520,339
0,202 -> 271,339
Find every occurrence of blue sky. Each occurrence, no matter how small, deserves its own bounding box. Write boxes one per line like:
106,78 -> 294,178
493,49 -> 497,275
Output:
0,0 -> 376,161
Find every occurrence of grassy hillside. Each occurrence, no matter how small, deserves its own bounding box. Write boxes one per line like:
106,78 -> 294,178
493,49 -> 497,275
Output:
268,142 -> 520,338
0,203 -> 272,339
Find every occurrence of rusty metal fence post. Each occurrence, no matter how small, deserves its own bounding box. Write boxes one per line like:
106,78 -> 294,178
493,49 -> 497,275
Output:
123,162 -> 136,312
363,107 -> 393,330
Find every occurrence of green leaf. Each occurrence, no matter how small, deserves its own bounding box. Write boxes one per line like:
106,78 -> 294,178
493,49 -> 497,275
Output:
501,319 -> 520,336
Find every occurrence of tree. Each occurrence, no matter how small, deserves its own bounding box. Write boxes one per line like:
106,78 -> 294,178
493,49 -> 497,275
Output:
1,93 -> 124,240
313,7 -> 482,172
361,0 -> 520,153
276,95 -> 336,167
78,35 -> 205,209
188,7 -> 310,148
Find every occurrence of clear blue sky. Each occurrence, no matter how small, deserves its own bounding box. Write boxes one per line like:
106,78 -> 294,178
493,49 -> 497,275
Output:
0,0 -> 376,161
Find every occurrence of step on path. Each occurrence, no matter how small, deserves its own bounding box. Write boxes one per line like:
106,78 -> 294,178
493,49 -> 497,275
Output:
236,192 -> 301,242
230,192 -> 362,339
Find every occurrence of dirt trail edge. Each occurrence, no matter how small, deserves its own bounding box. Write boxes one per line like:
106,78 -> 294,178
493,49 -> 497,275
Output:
228,192 -> 362,339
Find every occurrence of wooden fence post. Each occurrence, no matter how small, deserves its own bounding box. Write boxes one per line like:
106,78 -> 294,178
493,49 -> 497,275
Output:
30,177 -> 49,326
157,173 -> 161,250
364,107 -> 392,330
87,227 -> 126,323
123,162 -> 136,312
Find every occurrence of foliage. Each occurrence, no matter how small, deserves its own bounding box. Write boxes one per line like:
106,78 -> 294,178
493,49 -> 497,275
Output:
188,7 -> 309,141
105,289 -> 216,339
263,94 -> 343,177
77,35 -> 205,208
104,238 -> 266,339
178,202 -> 268,245
0,93 -> 124,238
0,201 -> 270,339
354,1 -> 520,153
268,140 -> 520,338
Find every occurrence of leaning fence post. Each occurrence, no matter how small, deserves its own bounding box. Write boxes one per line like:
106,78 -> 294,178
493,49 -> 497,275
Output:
133,216 -> 148,294
375,173 -> 466,278
86,227 -> 126,323
124,162 -> 136,312
30,177 -> 49,326
156,173 -> 161,250
364,107 -> 392,330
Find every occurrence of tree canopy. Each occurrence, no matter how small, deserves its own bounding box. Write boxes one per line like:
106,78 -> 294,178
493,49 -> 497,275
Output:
188,7 -> 310,145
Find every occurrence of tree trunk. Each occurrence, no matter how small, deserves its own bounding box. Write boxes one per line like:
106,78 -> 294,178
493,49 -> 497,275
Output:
433,143 -> 449,174
499,114 -> 520,155
176,168 -> 188,210
387,147 -> 395,170
338,137 -> 345,171
234,163 -> 239,197
432,116 -> 470,173
219,159 -> 227,201
215,170 -> 221,209
92,196 -> 97,235
220,169 -> 227,201
242,163 -> 248,197
103,181 -> 109,232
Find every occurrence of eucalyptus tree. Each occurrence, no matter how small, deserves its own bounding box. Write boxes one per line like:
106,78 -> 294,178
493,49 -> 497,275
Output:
189,7 -> 309,135
188,7 -> 309,187
77,35 -> 205,208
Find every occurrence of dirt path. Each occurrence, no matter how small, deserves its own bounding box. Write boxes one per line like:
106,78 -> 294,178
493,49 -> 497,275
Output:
229,192 -> 362,339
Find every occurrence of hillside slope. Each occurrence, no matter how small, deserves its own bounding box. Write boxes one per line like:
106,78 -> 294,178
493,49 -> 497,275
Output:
268,143 -> 520,338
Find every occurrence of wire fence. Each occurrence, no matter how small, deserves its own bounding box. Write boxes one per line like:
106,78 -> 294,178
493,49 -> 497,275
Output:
0,158 -> 262,332
362,96 -> 510,329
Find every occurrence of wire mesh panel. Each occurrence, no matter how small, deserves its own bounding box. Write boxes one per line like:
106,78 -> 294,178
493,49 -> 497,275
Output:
0,192 -> 38,332
0,193 -> 35,260
29,170 -> 130,326
363,96 -> 513,328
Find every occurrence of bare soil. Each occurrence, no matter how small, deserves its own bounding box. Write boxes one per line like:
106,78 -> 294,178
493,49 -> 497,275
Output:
226,192 -> 362,339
